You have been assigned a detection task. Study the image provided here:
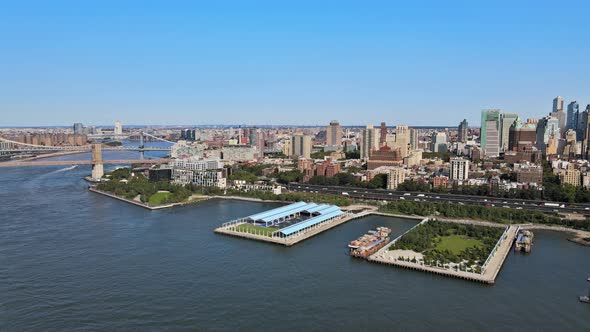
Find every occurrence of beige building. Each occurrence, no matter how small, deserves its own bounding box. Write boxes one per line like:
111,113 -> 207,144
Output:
291,133 -> 312,159
361,125 -> 378,159
387,167 -> 406,190
404,149 -> 423,167
559,163 -> 581,186
326,120 -> 343,147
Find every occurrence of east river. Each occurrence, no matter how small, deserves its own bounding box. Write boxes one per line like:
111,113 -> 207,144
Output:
1,154 -> 589,331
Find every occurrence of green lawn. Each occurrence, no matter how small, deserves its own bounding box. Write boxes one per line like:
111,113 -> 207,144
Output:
435,235 -> 483,255
148,191 -> 171,205
232,223 -> 277,237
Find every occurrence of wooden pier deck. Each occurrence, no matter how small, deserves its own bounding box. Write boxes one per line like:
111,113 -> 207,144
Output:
367,225 -> 518,284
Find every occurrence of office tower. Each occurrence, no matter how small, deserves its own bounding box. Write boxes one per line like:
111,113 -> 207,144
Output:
553,96 -> 564,113
450,158 -> 469,181
291,133 -> 312,159
576,107 -> 588,141
430,132 -> 448,152
361,125 -> 378,159
73,123 -> 84,135
480,109 -> 501,157
379,122 -> 387,146
458,119 -> 468,143
500,113 -> 518,152
326,120 -> 343,147
114,121 -> 123,135
409,128 -> 418,150
567,101 -> 580,130
583,105 -> 590,158
536,116 -> 560,153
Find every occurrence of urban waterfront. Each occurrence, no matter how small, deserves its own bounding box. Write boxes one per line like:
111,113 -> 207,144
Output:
1,166 -> 589,331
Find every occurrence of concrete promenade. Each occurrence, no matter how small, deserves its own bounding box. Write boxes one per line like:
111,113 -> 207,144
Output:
215,208 -> 375,246
367,224 -> 519,284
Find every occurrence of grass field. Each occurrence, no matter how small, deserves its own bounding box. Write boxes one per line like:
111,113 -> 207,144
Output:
148,192 -> 171,205
232,223 -> 278,237
435,235 -> 483,255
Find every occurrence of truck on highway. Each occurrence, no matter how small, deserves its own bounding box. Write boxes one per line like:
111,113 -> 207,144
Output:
342,192 -> 349,196
543,202 -> 565,208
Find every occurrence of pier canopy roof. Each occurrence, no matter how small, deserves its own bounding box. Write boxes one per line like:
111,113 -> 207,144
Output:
244,202 -> 343,227
276,209 -> 343,236
246,201 -> 308,222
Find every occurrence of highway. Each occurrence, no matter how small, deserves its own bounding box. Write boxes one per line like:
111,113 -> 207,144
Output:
287,183 -> 590,217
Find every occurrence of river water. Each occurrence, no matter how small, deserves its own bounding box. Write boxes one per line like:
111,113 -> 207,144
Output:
1,164 -> 589,331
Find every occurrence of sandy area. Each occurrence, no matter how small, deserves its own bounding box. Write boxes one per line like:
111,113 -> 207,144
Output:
375,249 -> 424,262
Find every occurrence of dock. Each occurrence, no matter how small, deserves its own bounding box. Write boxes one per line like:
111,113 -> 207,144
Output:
367,221 -> 518,284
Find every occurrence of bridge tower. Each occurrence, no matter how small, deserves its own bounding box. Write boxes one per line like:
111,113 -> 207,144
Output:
139,131 -> 145,160
91,143 -> 104,180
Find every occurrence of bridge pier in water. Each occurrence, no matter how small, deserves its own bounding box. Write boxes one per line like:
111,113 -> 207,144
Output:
91,143 -> 104,180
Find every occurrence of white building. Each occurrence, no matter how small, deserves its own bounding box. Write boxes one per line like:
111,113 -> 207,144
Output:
172,169 -> 226,188
450,157 -> 469,181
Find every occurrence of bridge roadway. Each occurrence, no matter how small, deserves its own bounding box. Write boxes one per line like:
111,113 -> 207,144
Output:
287,183 -> 590,217
0,158 -> 169,167
0,147 -> 170,153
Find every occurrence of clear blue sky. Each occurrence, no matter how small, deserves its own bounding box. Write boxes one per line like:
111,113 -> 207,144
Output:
2,0 -> 589,127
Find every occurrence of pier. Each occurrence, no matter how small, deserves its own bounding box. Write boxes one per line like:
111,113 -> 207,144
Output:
215,203 -> 375,246
367,221 -> 518,284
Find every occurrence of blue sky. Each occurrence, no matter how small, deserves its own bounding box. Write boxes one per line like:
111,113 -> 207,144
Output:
1,1 -> 589,127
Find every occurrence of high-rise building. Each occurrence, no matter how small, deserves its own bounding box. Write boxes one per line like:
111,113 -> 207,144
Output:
536,116 -> 560,153
379,122 -> 387,146
430,132 -> 448,153
458,119 -> 468,143
409,128 -> 419,150
361,125 -> 378,159
291,133 -> 312,159
393,125 -> 410,158
480,109 -> 502,157
500,113 -> 519,152
73,123 -> 84,135
114,121 -> 123,135
326,120 -> 343,147
508,120 -> 536,151
576,107 -> 589,141
386,167 -> 406,190
567,101 -> 580,130
450,158 -> 469,181
553,96 -> 564,113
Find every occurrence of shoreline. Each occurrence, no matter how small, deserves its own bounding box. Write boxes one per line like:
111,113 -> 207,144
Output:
86,188 -> 590,245
88,187 -> 209,210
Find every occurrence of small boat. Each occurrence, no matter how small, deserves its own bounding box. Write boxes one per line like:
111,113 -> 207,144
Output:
587,276 -> 590,282
580,294 -> 590,304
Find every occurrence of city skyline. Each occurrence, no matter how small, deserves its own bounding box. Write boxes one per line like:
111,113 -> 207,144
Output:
2,1 -> 590,126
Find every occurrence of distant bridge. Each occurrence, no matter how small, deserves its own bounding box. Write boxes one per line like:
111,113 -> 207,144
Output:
0,131 -> 173,154
0,159 -> 169,167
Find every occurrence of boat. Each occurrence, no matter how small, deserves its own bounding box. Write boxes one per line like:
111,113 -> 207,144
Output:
580,291 -> 590,304
348,227 -> 392,258
587,276 -> 590,282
